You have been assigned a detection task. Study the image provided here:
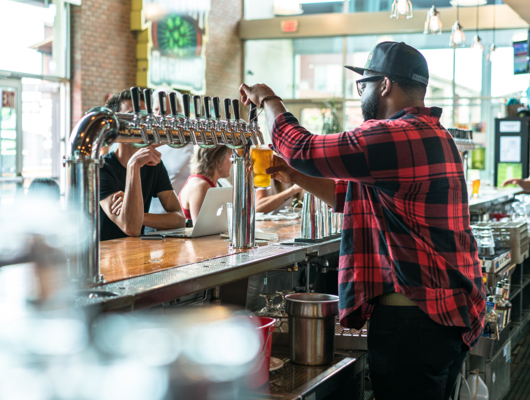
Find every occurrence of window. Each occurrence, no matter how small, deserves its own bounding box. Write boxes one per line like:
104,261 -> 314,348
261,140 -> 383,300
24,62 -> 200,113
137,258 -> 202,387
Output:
0,0 -> 68,78
244,27 -> 528,184
245,37 -> 343,99
0,0 -> 69,203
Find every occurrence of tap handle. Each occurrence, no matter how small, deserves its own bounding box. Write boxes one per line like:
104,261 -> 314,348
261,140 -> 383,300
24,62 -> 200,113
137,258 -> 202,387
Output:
169,92 -> 178,116
213,97 -> 221,119
158,91 -> 167,117
183,94 -> 191,119
193,95 -> 201,119
224,98 -> 231,120
130,87 -> 141,114
144,88 -> 153,114
232,99 -> 240,121
249,102 -> 257,123
203,96 -> 211,119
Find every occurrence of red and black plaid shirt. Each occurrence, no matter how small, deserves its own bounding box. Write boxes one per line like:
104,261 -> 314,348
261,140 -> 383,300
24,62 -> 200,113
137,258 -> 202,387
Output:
272,107 -> 486,347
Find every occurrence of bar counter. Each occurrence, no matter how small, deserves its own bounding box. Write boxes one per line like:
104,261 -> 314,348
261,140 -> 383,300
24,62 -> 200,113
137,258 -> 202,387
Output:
468,187 -> 522,211
76,219 -> 341,311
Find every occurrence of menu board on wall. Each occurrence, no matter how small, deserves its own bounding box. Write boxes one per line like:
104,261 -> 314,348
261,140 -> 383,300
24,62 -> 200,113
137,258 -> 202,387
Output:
499,136 -> 521,163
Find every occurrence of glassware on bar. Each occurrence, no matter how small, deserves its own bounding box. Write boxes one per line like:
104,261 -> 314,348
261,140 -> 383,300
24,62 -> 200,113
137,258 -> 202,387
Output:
471,179 -> 480,198
250,146 -> 273,188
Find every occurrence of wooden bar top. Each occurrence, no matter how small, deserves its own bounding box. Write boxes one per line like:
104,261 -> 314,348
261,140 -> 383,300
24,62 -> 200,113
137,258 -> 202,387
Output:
100,220 -> 301,284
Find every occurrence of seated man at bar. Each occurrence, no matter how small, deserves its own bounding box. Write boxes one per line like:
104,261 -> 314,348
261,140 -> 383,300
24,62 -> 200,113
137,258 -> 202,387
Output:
149,89 -> 195,215
178,146 -> 232,224
240,42 -> 485,400
99,89 -> 186,241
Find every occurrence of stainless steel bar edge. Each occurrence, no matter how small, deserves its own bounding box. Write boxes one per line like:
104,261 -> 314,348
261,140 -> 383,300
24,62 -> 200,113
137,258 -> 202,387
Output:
74,238 -> 341,311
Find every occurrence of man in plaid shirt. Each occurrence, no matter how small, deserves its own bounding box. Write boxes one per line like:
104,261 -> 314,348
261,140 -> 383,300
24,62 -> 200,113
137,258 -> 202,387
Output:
240,42 -> 485,400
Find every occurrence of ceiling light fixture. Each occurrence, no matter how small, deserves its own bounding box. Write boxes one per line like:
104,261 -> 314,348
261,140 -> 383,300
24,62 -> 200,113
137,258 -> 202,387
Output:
449,4 -> 465,47
390,0 -> 413,19
470,4 -> 484,53
424,1 -> 442,35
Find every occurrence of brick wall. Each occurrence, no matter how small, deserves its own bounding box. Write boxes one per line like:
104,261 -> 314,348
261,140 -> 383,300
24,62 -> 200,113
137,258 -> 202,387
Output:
205,0 -> 243,102
70,0 -> 137,127
70,0 -> 243,127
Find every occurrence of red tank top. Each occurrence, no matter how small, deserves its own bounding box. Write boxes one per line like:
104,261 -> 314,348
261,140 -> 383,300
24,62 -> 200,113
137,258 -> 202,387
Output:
178,174 -> 217,219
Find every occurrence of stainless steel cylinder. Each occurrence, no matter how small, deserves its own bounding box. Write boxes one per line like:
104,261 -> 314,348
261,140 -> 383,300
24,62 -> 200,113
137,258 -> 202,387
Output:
231,146 -> 255,248
300,193 -> 322,240
65,107 -> 118,285
336,213 -> 343,233
285,293 -> 339,365
330,210 -> 337,234
320,202 -> 330,237
66,160 -> 100,283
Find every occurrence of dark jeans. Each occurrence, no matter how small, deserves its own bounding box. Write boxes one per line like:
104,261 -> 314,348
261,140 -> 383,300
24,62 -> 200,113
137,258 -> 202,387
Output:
368,305 -> 468,400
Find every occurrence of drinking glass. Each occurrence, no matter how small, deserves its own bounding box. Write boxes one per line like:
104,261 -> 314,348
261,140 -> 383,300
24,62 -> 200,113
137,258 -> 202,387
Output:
472,179 -> 481,198
251,146 -> 273,188
512,201 -> 527,221
474,228 -> 495,256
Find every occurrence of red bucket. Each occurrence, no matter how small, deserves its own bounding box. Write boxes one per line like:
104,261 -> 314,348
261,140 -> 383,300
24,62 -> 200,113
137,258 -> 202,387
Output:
248,316 -> 275,388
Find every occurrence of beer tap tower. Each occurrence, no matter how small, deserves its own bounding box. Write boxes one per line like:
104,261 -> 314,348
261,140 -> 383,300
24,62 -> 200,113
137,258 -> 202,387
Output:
65,88 -> 264,285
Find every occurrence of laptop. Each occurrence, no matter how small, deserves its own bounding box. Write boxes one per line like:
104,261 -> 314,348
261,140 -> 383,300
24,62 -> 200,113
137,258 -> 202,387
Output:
146,187 -> 233,238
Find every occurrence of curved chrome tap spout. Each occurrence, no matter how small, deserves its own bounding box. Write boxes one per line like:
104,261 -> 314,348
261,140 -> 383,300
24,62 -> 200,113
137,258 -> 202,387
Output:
65,107 -> 119,285
68,106 -> 119,159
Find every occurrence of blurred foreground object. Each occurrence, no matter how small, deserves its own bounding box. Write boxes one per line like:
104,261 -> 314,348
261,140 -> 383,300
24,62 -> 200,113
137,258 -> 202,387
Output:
0,201 -> 264,399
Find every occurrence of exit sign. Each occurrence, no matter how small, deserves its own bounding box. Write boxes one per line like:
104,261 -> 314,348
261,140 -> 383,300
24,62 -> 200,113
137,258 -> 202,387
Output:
281,20 -> 299,33
1,91 -> 15,108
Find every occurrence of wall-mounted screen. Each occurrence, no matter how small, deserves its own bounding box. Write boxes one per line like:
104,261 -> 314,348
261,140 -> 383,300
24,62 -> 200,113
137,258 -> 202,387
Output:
514,40 -> 529,75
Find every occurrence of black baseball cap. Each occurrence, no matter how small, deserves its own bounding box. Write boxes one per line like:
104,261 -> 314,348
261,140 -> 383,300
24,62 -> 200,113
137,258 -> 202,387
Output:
345,41 -> 429,86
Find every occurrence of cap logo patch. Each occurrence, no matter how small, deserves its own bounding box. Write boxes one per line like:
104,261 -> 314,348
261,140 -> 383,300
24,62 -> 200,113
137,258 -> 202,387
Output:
412,74 -> 428,85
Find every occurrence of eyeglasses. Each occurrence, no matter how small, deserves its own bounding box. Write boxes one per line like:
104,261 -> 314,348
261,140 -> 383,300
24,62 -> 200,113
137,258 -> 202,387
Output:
356,75 -> 385,96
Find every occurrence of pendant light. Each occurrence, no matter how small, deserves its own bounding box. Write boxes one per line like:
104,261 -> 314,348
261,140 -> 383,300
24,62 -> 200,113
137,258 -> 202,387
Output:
487,3 -> 497,62
449,4 -> 465,47
470,4 -> 484,53
390,0 -> 413,19
424,1 -> 442,35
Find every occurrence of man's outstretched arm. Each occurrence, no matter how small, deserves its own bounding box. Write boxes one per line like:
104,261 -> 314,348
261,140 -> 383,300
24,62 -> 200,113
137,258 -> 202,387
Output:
143,190 -> 186,230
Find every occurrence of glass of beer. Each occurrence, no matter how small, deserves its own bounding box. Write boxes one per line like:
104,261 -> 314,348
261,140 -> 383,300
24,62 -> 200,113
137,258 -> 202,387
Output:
251,146 -> 273,188
472,179 -> 481,198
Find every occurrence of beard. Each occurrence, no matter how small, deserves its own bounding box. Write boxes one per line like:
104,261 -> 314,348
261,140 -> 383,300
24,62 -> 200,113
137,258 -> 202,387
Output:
361,90 -> 380,122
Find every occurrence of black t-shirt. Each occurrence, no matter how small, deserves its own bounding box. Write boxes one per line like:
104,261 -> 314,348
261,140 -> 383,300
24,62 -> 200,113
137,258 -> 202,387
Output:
99,152 -> 173,241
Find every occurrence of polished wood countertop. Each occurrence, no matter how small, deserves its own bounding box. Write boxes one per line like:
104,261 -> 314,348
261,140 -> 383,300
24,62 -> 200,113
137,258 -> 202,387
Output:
100,220 -> 301,284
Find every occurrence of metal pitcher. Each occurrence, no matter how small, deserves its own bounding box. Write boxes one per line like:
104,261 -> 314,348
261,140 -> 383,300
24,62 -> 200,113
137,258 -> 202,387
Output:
300,193 -> 322,240
285,293 -> 339,365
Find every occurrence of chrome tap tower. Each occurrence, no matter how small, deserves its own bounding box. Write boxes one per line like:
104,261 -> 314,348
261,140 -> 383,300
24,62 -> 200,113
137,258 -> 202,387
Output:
65,88 -> 264,285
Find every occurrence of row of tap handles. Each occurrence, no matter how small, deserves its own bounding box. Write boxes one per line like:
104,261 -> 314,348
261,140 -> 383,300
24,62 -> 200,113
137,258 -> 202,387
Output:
121,87 -> 264,149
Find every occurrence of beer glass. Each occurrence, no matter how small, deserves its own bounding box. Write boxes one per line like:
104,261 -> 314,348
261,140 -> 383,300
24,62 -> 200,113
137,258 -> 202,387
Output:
251,146 -> 273,188
472,179 -> 481,198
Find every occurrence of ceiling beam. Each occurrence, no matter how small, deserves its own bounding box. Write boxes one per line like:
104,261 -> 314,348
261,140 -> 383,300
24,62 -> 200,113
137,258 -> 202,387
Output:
503,0 -> 530,25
